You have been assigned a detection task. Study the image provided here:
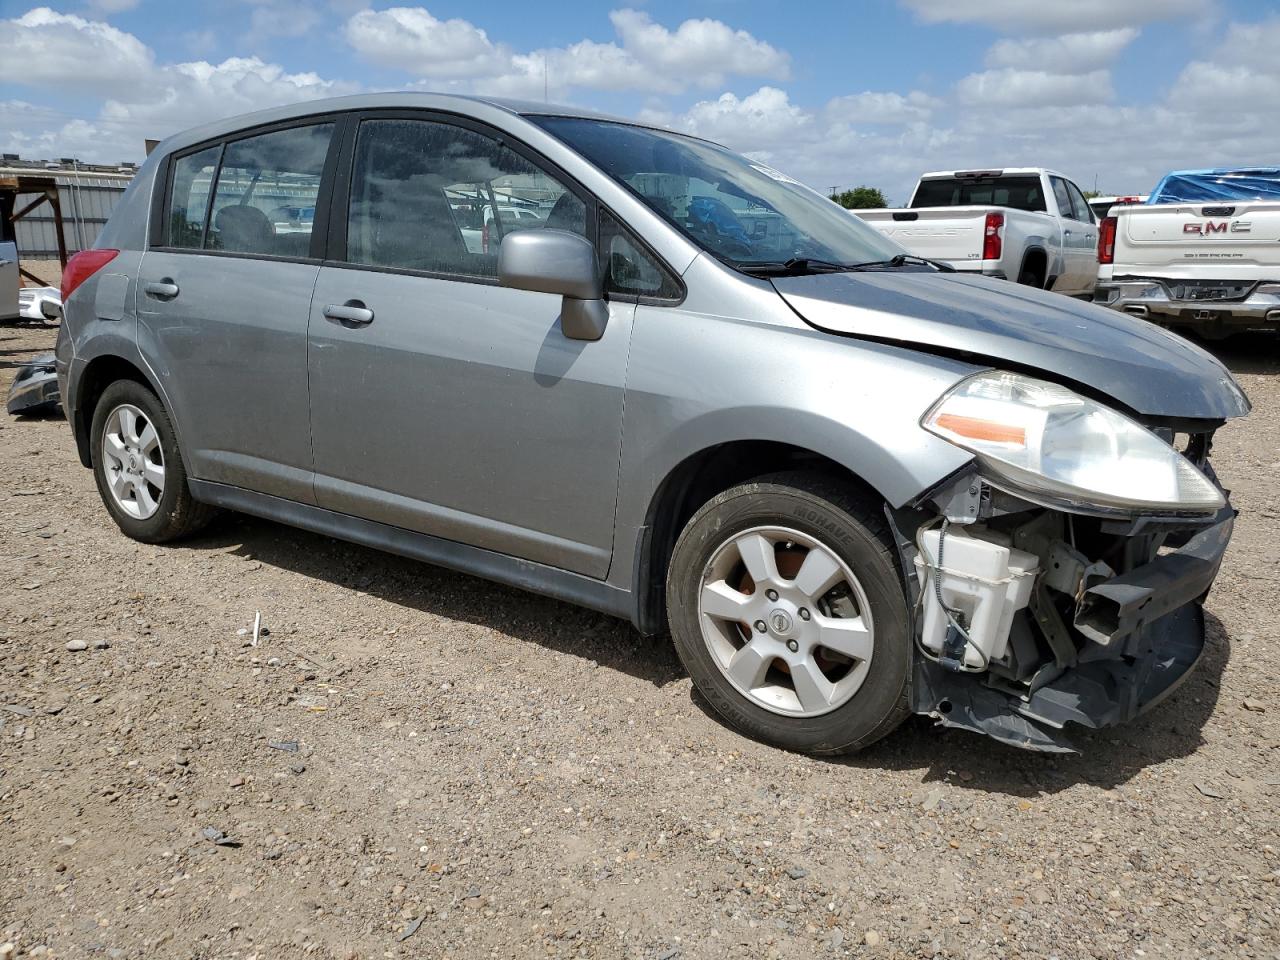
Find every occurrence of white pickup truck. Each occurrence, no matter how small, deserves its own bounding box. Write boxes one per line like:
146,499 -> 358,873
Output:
857,168 -> 1099,296
1094,170 -> 1280,337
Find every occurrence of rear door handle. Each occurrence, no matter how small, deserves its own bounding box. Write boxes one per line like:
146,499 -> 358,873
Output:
1062,229 -> 1073,237
323,301 -> 374,327
143,279 -> 179,299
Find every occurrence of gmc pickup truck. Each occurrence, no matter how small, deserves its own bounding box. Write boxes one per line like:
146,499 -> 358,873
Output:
1094,167 -> 1280,337
857,168 -> 1099,296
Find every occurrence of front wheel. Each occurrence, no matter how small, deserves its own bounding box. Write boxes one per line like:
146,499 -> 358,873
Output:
666,473 -> 911,754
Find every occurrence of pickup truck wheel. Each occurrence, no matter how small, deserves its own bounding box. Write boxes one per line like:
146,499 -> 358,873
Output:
666,473 -> 911,755
90,380 -> 216,543
1017,264 -> 1046,288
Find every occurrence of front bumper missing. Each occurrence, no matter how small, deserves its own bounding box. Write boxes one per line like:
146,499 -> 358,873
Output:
910,510 -> 1232,753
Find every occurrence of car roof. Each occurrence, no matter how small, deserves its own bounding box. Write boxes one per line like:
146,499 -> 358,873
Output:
152,91 -> 655,158
917,168 -> 1067,180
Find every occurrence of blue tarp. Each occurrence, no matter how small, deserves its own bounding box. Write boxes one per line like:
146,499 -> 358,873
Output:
1148,168 -> 1280,204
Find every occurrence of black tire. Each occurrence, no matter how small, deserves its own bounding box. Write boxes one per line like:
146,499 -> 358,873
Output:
1017,262 -> 1045,288
666,472 -> 911,754
90,379 -> 215,543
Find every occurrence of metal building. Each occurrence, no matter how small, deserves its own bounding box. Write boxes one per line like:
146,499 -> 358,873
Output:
0,158 -> 136,265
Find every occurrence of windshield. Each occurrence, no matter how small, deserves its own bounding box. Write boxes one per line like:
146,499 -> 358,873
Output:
532,116 -> 904,270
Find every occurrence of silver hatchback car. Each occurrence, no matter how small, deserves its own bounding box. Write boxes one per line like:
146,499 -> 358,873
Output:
57,94 -> 1250,754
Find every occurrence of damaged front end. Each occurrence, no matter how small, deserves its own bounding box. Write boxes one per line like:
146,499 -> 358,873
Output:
891,371 -> 1240,752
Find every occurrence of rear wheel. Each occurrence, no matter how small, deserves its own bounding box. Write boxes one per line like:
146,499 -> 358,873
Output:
90,380 -> 215,543
1017,260 -> 1045,288
666,473 -> 911,754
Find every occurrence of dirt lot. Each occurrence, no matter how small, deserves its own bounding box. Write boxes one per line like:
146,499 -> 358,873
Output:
1,318 -> 1277,960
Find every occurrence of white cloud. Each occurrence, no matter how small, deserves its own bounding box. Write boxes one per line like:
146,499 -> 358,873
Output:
344,5 -> 788,95
0,11 -> 356,162
344,6 -> 507,78
99,57 -> 353,132
956,68 -> 1113,108
85,0 -> 139,12
2,7 -> 153,96
900,0 -> 1211,33
1168,17 -> 1280,107
243,0 -> 322,40
985,28 -> 1138,73
608,8 -> 789,84
666,87 -> 813,150
824,90 -> 941,125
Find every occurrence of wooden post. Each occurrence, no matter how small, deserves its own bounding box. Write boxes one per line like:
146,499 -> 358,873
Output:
47,189 -> 69,269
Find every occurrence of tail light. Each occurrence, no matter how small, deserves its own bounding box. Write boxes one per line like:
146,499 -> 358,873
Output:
481,222 -> 489,255
982,212 -> 1003,260
61,248 -> 119,302
1098,217 -> 1117,264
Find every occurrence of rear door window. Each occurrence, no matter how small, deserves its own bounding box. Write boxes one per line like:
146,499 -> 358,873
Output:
345,118 -> 585,278
1050,177 -> 1078,221
1065,180 -> 1095,223
204,123 -> 333,257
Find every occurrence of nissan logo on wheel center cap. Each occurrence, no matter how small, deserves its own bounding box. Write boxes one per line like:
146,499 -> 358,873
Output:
769,610 -> 794,635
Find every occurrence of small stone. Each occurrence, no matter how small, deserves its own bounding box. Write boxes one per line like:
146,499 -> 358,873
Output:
92,638 -> 111,650
1195,782 -> 1226,799
267,657 -> 281,667
1242,698 -> 1265,713
921,788 -> 943,811
0,942 -> 14,957
957,770 -> 974,782
229,776 -> 246,788
786,866 -> 808,880
290,763 -> 307,775
864,930 -> 881,947
66,639 -> 88,652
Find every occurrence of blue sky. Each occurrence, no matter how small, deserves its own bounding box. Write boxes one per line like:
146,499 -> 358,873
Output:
2,1 -> 1277,201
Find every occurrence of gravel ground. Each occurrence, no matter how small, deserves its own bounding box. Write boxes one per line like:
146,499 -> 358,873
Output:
1,318 -> 1277,960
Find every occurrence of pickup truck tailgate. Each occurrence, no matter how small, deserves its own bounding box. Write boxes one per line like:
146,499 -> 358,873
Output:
857,207 -> 986,261
1117,202 -> 1280,272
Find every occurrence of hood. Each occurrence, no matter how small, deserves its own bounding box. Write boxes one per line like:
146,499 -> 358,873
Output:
772,271 -> 1250,421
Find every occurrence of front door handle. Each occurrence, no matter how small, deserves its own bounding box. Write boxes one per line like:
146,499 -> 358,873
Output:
1062,229 -> 1073,237
323,301 -> 374,327
143,279 -> 179,300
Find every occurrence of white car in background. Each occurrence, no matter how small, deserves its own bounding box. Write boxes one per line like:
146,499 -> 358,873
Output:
18,285 -> 62,326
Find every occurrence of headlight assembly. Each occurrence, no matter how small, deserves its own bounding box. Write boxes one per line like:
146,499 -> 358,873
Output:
923,371 -> 1224,515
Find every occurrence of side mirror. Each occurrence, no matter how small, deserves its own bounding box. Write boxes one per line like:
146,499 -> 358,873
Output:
497,229 -> 608,341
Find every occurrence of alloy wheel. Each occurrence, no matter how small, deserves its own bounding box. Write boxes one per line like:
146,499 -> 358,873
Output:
697,525 -> 875,717
100,402 -> 165,520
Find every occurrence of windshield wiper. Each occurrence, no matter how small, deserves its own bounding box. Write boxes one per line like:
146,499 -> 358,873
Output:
846,253 -> 955,272
739,257 -> 856,277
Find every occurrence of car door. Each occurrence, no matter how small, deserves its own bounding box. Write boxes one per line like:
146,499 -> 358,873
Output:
1063,179 -> 1100,293
137,121 -> 338,503
1049,176 -> 1096,294
307,114 -> 633,579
